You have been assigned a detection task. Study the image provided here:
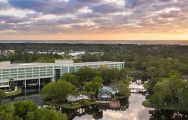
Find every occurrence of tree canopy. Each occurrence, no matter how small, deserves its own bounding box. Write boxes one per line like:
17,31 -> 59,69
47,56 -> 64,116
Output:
84,77 -> 103,94
0,101 -> 67,120
147,72 -> 188,110
42,80 -> 76,103
27,108 -> 67,120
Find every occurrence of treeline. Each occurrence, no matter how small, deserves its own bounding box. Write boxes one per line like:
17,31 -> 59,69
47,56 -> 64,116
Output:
1,43 -> 188,64
1,43 -> 188,54
0,52 -> 64,63
0,43 -> 116,52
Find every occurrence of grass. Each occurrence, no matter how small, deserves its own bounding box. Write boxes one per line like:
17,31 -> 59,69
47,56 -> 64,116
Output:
115,93 -> 129,99
46,99 -> 96,110
115,95 -> 128,99
62,100 -> 96,109
142,99 -> 188,112
142,100 -> 152,107
5,88 -> 22,97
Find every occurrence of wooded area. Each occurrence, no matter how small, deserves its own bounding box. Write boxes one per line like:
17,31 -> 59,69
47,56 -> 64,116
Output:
1,43 -> 188,111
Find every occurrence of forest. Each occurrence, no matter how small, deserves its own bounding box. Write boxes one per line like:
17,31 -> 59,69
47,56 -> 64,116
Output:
1,43 -> 188,111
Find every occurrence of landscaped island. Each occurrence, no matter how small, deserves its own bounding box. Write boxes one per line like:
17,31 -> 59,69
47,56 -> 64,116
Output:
42,66 -> 131,110
0,86 -> 22,104
5,87 -> 22,98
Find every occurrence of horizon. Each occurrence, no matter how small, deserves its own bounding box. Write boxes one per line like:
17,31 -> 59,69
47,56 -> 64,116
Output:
0,0 -> 188,40
0,40 -> 188,45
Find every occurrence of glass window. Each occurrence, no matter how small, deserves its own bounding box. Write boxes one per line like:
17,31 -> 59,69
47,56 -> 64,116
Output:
61,67 -> 68,75
3,82 -> 9,85
69,67 -> 75,73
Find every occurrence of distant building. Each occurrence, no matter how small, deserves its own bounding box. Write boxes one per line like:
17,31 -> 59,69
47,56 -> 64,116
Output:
68,51 -> 85,56
0,60 -> 124,88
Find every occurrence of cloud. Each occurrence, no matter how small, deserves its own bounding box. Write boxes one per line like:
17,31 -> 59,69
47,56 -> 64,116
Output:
0,15 -> 29,24
0,0 -> 186,34
7,0 -> 102,15
0,23 -> 11,30
91,3 -> 124,14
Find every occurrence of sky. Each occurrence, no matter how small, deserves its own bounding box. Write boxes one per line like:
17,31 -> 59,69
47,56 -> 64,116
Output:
0,0 -> 188,40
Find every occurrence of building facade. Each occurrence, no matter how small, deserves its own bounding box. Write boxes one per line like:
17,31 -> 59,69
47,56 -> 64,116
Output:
0,60 -> 124,88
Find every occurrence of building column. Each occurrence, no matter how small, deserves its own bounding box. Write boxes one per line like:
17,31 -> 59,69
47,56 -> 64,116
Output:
38,78 -> 41,87
68,66 -> 70,73
24,80 -> 27,96
24,80 -> 26,89
51,77 -> 55,82
38,78 -> 41,94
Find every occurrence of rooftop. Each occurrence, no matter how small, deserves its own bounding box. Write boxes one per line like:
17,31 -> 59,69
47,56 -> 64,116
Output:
0,60 -> 124,69
60,61 -> 124,66
0,62 -> 54,69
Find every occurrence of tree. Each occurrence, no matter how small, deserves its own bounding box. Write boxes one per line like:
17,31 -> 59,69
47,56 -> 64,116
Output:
14,101 -> 37,120
42,80 -> 76,103
0,103 -> 20,120
150,78 -> 171,106
27,108 -> 67,120
98,67 -> 119,85
118,68 -> 128,81
0,101 -> 67,120
0,90 -> 6,104
168,72 -> 181,104
61,73 -> 80,87
148,71 -> 188,110
182,83 -> 188,107
93,76 -> 103,83
0,111 -> 22,120
81,75 -> 103,95
111,81 -> 130,98
84,81 -> 103,95
75,67 -> 97,83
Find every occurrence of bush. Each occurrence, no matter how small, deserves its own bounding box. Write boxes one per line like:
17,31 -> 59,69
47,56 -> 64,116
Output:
79,100 -> 88,105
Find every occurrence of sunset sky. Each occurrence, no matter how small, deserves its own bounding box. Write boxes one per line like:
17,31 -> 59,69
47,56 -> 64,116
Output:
0,0 -> 188,40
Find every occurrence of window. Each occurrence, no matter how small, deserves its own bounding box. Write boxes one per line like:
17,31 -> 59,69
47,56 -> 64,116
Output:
10,69 -> 17,78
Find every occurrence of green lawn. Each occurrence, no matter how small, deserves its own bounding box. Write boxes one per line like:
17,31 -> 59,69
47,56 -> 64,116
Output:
46,100 -> 96,110
142,100 -> 188,112
63,100 -> 96,109
5,88 -> 22,97
115,95 -> 128,99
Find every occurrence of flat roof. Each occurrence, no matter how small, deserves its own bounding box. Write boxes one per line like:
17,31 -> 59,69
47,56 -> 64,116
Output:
0,63 -> 54,69
0,61 -> 124,69
65,61 -> 124,66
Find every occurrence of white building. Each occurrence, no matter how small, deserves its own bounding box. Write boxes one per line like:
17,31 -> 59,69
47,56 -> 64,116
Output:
0,60 -> 124,88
